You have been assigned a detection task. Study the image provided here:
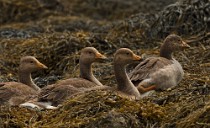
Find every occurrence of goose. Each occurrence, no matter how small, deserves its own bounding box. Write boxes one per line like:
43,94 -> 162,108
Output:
0,56 -> 47,106
88,48 -> 143,100
112,48 -> 142,99
55,47 -> 106,87
128,34 -> 190,93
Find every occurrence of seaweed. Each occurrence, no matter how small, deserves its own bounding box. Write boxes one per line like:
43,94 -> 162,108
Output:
0,0 -> 210,127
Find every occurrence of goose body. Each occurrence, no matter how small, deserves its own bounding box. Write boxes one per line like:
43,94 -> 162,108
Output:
38,78 -> 99,106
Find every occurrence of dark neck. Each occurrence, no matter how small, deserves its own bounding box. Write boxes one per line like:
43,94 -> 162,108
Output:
160,44 -> 173,60
79,61 -> 103,86
114,62 -> 140,97
18,71 -> 40,91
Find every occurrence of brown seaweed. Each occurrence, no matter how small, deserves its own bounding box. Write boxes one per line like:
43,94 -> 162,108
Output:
0,0 -> 210,127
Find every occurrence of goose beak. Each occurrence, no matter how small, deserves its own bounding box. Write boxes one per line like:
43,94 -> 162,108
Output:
181,41 -> 190,48
37,62 -> 48,69
133,54 -> 141,61
95,52 -> 107,60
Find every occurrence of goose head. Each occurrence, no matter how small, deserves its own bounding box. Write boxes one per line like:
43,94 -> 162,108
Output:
160,34 -> 190,59
114,48 -> 141,66
80,47 -> 107,64
19,56 -> 48,73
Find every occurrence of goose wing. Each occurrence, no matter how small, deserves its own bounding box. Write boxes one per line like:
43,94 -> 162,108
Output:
128,57 -> 173,82
0,82 -> 37,105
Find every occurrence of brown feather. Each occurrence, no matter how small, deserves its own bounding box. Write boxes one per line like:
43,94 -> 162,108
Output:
56,78 -> 99,88
0,82 -> 38,106
38,78 -> 96,106
128,57 -> 173,82
39,84 -> 82,106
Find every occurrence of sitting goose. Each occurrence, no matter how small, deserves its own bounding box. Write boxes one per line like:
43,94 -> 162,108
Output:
55,47 -> 106,87
20,47 -> 106,109
0,56 -> 47,106
88,48 -> 144,99
112,48 -> 142,99
128,34 -> 190,93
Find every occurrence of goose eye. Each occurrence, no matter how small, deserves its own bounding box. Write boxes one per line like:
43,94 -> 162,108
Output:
30,61 -> 34,64
88,51 -> 92,54
126,52 -> 130,55
177,38 -> 181,42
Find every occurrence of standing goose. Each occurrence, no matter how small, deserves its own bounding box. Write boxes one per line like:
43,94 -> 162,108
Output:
0,56 -> 47,106
21,47 -> 106,109
128,34 -> 190,93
